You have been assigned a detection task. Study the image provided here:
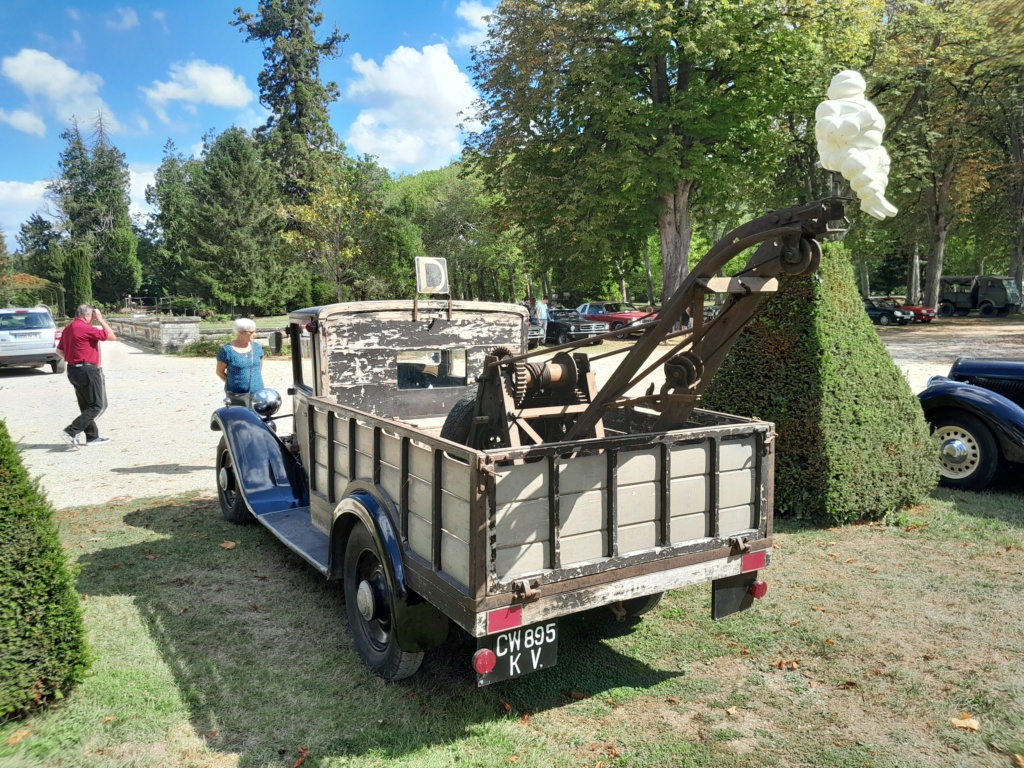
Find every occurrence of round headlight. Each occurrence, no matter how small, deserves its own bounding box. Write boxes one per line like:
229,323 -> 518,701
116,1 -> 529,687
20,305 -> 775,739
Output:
252,388 -> 282,417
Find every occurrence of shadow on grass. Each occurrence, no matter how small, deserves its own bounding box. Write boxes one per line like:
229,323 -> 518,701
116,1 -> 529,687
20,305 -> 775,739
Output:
73,498 -> 676,766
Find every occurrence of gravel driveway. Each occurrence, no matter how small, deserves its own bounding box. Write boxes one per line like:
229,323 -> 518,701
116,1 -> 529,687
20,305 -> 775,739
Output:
2,318 -> 1020,510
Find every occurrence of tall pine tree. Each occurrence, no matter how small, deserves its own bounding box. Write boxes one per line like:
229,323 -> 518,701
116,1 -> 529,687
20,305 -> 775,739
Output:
232,0 -> 347,200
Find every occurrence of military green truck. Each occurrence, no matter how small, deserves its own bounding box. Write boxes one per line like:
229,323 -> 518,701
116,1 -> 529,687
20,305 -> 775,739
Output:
938,275 -> 1021,317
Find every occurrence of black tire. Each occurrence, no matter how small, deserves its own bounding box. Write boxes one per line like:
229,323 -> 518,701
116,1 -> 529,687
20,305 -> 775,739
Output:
979,303 -> 997,318
937,302 -> 955,317
620,592 -> 664,618
929,410 -> 1000,491
877,314 -> 891,326
439,393 -> 477,446
611,322 -> 626,339
51,359 -> 66,374
556,330 -> 569,346
344,523 -> 423,680
216,437 -> 254,524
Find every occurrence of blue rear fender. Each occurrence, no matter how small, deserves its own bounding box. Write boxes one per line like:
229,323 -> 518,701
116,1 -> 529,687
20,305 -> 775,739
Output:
919,380 -> 1024,465
211,406 -> 309,516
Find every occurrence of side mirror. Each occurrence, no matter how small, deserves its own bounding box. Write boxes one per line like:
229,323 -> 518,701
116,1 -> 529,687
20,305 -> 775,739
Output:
269,330 -> 284,356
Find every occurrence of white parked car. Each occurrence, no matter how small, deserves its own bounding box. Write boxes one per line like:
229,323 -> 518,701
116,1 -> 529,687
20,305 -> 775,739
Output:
0,306 -> 65,373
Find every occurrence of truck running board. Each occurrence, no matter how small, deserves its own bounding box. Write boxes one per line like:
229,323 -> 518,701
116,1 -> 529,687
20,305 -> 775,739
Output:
256,506 -> 329,575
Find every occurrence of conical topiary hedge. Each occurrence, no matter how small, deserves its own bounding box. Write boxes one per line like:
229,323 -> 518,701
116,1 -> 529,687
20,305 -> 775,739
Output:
701,243 -> 937,524
0,420 -> 89,719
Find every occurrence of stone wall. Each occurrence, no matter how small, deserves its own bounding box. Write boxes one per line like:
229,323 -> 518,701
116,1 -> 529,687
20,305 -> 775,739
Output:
107,316 -> 201,353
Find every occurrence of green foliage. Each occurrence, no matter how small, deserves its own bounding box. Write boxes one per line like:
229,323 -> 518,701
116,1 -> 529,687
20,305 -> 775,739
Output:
141,141 -> 197,297
63,245 -> 93,310
93,226 -> 142,304
0,420 -> 89,719
177,335 -> 231,357
232,0 -> 347,199
16,215 -> 64,284
185,128 -> 304,315
702,244 -> 937,524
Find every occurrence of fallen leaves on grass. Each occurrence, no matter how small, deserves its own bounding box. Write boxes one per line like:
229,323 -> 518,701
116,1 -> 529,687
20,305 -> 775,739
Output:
291,747 -> 310,768
666,697 -> 680,704
726,706 -> 738,715
950,713 -> 980,731
6,728 -> 30,746
811,606 -> 827,612
220,541 -> 237,550
606,698 -> 621,708
569,691 -> 588,701
606,744 -> 620,758
1013,754 -> 1024,768
771,658 -> 800,671
501,700 -> 512,713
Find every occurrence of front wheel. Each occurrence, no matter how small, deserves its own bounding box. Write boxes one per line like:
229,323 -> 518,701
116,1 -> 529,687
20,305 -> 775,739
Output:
216,437 -> 254,524
930,411 -> 1000,491
877,314 -> 891,326
611,322 -> 626,339
344,523 -> 423,680
979,303 -> 997,318
556,330 -> 569,346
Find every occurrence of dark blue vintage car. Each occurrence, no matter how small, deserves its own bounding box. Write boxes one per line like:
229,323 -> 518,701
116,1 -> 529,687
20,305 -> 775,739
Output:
918,357 -> 1024,490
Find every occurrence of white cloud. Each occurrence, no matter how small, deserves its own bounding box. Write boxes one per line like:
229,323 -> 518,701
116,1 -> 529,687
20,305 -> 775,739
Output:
0,108 -> 46,137
345,44 -> 480,171
1,49 -> 120,131
0,180 -> 49,240
67,8 -> 81,22
152,10 -> 169,33
143,60 -> 254,123
129,164 -> 156,222
455,1 -> 494,48
107,7 -> 140,31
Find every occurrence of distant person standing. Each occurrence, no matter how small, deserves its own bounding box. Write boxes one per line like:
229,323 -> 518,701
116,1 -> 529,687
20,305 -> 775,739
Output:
216,318 -> 265,407
57,304 -> 117,449
536,297 -> 550,338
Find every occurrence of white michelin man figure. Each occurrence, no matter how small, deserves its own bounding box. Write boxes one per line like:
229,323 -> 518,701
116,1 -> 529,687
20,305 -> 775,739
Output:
815,70 -> 898,220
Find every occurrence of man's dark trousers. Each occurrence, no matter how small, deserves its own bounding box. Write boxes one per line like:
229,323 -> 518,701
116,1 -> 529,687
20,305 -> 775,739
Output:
67,363 -> 107,442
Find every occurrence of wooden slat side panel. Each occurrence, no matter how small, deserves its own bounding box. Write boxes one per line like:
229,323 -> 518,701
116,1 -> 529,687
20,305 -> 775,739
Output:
671,512 -> 710,542
720,437 -> 755,471
407,475 -> 432,519
494,497 -> 549,547
495,461 -> 548,504
560,530 -> 607,566
616,483 -> 659,527
670,443 -> 710,478
441,490 -> 471,541
670,475 -> 709,517
441,531 -> 470,586
313,434 -> 329,466
354,451 -> 373,481
380,462 -> 401,505
312,407 -> 329,436
333,417 -> 349,447
408,442 -> 433,482
558,453 -> 605,495
560,490 -> 606,537
496,541 -> 549,580
313,462 -> 329,493
407,511 -> 432,561
441,454 -> 473,503
355,423 -> 374,455
720,505 -> 756,535
332,437 -> 350,475
380,432 -> 401,467
618,521 -> 658,553
617,448 -> 661,485
719,469 -> 755,509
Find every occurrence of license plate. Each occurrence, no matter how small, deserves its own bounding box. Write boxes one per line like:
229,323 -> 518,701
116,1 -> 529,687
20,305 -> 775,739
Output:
477,621 -> 558,686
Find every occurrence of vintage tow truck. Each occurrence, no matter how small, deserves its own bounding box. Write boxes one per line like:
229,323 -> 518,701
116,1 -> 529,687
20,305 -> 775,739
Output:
212,199 -> 846,684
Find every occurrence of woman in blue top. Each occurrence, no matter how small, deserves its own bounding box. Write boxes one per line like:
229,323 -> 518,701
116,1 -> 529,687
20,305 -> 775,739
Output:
216,318 -> 265,406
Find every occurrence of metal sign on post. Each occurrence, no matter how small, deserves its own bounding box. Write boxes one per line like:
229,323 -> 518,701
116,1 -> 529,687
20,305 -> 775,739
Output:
413,257 -> 452,321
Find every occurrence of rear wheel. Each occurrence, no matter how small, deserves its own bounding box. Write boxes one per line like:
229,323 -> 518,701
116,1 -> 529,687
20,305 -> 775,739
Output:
937,302 -> 955,317
621,592 -> 664,618
50,359 -> 66,374
344,523 -> 423,680
216,437 -> 253,524
930,411 -> 1000,491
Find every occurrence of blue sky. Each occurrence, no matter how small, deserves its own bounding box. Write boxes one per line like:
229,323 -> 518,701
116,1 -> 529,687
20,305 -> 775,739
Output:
0,1 -> 494,243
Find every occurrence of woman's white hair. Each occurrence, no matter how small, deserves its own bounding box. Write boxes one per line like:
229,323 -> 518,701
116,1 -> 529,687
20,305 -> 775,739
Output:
233,317 -> 257,334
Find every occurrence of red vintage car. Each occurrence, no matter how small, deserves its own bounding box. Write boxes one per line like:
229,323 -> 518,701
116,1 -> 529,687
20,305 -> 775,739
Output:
576,301 -> 657,338
878,296 -> 937,323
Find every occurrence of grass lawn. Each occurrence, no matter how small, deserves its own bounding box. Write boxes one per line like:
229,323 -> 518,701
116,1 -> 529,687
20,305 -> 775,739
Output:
1,486 -> 1022,768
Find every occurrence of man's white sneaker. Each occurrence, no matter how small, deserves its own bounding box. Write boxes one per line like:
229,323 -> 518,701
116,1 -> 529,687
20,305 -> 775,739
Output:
84,437 -> 111,447
59,430 -> 80,451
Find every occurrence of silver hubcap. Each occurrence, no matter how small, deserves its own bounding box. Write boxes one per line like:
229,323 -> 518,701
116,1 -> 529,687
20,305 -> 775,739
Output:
356,580 -> 377,621
936,427 -> 978,479
219,466 -> 230,491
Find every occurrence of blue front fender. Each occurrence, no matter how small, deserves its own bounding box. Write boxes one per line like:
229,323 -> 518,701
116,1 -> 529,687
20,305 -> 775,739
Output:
919,380 -> 1024,465
211,407 -> 309,516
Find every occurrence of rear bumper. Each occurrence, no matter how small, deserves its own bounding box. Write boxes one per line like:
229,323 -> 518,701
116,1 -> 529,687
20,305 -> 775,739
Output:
0,351 -> 59,367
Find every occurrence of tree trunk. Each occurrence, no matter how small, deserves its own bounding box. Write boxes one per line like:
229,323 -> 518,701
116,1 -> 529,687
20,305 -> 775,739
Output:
922,182 -> 952,309
906,242 -> 921,303
644,238 -> 654,305
620,275 -> 627,302
658,180 -> 695,306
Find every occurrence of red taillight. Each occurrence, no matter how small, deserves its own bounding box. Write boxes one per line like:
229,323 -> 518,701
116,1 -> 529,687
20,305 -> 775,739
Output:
749,580 -> 768,599
472,648 -> 497,674
55,329 -> 62,340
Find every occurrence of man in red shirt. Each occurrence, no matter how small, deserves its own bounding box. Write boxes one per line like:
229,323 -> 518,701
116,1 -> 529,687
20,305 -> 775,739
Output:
56,304 -> 117,449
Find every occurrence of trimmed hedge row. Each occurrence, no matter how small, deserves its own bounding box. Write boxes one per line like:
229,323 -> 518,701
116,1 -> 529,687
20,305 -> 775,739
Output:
0,420 -> 89,720
702,243 -> 937,524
